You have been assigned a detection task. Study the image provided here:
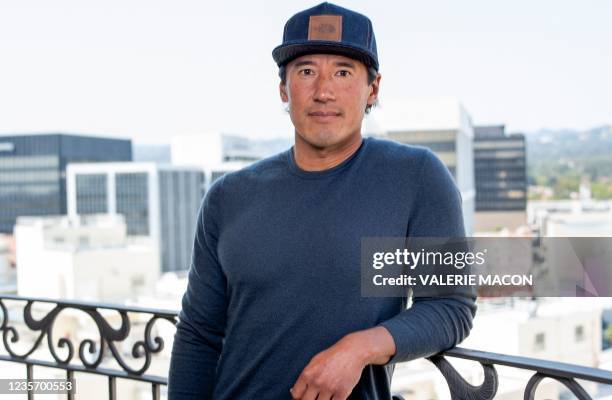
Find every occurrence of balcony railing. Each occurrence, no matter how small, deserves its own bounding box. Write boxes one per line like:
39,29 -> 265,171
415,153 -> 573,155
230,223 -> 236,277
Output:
0,295 -> 177,400
1,295 -> 611,400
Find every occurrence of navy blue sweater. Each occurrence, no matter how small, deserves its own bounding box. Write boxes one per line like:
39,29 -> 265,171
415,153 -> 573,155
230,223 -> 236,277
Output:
168,137 -> 477,399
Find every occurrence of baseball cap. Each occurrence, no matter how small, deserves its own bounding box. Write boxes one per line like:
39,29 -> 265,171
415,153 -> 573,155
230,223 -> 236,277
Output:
272,2 -> 379,71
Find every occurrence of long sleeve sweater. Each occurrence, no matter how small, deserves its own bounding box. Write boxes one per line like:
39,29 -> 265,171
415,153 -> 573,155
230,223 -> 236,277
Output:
169,137 -> 477,399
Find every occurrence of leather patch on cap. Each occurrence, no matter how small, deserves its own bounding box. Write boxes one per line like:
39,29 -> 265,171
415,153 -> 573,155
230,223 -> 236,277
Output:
308,15 -> 342,41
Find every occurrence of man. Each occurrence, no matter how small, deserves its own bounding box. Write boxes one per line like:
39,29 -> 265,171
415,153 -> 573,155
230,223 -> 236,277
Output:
169,3 -> 476,399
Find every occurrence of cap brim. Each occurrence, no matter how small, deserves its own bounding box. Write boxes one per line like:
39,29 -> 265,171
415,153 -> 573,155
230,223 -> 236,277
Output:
272,41 -> 378,70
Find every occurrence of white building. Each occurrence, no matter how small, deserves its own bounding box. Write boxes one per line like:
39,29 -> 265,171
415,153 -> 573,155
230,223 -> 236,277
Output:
14,214 -> 158,302
528,199 -> 612,237
171,132 -> 291,187
0,234 -> 16,293
391,298 -> 610,400
374,97 -> 476,235
172,132 -> 261,168
66,162 -> 205,273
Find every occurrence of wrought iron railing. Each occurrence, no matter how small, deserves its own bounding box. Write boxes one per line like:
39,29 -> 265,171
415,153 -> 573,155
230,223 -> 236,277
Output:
427,348 -> 612,400
0,295 -> 177,400
1,295 -> 611,400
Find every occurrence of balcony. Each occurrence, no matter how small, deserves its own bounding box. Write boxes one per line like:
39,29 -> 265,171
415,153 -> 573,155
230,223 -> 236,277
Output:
1,295 -> 611,400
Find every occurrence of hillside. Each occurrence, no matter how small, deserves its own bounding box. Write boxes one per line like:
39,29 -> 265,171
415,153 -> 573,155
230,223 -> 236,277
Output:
526,125 -> 612,199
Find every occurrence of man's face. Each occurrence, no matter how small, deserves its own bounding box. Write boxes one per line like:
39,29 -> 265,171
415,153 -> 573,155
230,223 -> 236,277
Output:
280,53 -> 380,150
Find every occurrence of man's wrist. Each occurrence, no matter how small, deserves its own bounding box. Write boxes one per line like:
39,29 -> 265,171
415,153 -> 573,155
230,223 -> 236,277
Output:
344,326 -> 396,366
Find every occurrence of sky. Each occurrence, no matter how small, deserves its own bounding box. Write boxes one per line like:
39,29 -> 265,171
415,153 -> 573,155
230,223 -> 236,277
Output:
1,0 -> 611,144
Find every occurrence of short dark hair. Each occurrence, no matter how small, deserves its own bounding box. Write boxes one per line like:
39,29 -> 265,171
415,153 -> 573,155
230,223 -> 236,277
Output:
278,64 -> 379,114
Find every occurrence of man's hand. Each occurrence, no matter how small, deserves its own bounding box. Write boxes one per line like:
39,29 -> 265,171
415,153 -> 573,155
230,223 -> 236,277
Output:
290,326 -> 396,400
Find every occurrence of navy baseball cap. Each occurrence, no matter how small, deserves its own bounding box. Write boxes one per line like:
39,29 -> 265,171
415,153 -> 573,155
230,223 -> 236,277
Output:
272,2 -> 379,71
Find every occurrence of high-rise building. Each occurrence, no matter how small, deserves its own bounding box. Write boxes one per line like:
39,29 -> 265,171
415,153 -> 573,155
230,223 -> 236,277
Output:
380,98 -> 476,235
0,134 -> 131,233
473,125 -> 527,231
67,163 -> 205,273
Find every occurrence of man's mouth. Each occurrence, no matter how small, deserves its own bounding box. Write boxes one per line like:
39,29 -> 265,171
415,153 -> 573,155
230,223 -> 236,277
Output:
308,111 -> 342,121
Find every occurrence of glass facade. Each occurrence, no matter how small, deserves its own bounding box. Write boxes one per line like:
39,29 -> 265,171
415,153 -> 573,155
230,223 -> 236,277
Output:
474,127 -> 527,211
71,165 -> 204,273
419,141 -> 456,153
159,169 -> 205,272
116,172 -> 149,236
76,174 -> 108,214
0,134 -> 131,233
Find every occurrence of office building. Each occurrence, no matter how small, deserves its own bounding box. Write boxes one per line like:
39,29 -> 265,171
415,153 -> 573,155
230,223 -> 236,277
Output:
473,125 -> 527,231
67,162 -> 204,273
380,98 -> 476,235
171,132 -> 291,187
0,134 -> 131,233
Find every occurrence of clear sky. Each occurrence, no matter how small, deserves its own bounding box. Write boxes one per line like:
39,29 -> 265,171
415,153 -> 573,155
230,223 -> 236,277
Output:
1,0 -> 610,144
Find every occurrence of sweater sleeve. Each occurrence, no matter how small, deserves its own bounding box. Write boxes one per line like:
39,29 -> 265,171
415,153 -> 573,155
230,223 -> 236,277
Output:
168,179 -> 228,399
378,149 -> 477,364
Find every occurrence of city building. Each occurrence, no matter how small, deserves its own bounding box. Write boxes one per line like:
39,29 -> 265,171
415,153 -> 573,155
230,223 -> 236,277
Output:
14,214 -> 158,302
0,134 -> 131,233
391,298 -> 610,400
0,234 -> 16,293
66,162 -> 205,273
171,132 -> 291,187
133,143 -> 171,164
379,98 -> 476,235
528,199 -> 612,237
473,125 -> 527,232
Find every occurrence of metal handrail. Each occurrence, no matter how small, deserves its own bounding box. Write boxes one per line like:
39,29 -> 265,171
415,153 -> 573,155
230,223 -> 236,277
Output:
2,295 -> 611,400
0,295 -> 176,400
426,348 -> 612,400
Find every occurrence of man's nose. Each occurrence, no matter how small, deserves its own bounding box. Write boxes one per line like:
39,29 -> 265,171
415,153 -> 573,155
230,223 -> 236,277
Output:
313,75 -> 335,102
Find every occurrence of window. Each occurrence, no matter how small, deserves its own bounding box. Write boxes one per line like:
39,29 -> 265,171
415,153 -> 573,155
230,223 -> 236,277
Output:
534,332 -> 546,351
76,174 -> 108,214
131,275 -> 145,291
575,325 -> 584,342
116,173 -> 149,235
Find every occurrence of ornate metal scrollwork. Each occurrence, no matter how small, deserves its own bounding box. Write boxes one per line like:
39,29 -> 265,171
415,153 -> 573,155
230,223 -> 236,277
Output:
524,372 -> 592,400
427,353 -> 499,400
3,296 -> 611,400
0,297 -> 177,376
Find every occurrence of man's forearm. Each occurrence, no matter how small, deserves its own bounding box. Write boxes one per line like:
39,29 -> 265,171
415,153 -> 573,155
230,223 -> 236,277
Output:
379,295 -> 477,363
344,326 -> 397,365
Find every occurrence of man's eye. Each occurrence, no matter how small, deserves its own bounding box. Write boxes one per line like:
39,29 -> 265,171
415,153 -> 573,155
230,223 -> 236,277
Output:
299,68 -> 314,75
336,70 -> 351,77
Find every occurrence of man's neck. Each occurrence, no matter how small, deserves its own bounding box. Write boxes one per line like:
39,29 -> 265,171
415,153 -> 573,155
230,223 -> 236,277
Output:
293,133 -> 363,172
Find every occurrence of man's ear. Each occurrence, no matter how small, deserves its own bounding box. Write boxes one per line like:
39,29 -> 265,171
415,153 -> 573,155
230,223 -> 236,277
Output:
279,81 -> 289,103
367,73 -> 381,106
